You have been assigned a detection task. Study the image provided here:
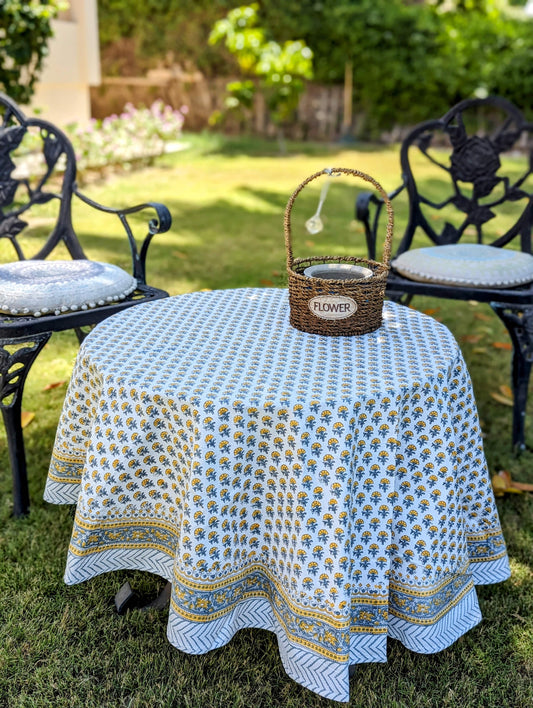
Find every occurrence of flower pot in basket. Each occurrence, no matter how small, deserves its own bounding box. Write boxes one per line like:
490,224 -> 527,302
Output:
284,167 -> 394,336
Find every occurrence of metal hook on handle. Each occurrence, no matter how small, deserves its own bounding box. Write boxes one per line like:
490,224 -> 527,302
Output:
305,169 -> 336,235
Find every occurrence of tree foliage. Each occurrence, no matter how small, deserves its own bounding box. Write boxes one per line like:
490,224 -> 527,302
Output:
98,0 -> 533,135
0,0 -> 67,104
258,0 -> 533,133
98,0 -> 236,76
209,4 -> 313,131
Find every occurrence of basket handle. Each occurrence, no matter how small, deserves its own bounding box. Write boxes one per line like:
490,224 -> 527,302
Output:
284,167 -> 394,270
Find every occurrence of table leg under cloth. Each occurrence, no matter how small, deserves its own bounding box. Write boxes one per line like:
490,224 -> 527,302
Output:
44,290 -> 510,702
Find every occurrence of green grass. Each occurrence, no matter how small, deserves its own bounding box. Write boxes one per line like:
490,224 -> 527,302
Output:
1,132 -> 532,708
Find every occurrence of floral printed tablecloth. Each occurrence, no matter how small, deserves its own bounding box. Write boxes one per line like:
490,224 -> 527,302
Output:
45,288 -> 510,702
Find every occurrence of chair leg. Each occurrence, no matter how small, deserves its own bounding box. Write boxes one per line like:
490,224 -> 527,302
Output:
490,305 -> 533,453
388,292 -> 414,307
73,326 -> 94,345
0,333 -> 52,516
2,399 -> 29,517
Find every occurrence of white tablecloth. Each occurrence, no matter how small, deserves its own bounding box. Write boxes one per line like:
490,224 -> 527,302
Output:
45,288 -> 510,702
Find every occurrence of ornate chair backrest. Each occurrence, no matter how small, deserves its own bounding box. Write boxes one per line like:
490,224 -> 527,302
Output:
0,92 -> 85,262
396,96 -> 533,257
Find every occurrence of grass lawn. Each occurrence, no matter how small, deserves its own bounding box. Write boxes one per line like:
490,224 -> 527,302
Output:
0,133 -> 532,708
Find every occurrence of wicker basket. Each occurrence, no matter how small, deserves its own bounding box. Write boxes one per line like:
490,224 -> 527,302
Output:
284,167 -> 394,336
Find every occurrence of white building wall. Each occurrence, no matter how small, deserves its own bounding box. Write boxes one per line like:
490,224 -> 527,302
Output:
27,0 -> 101,126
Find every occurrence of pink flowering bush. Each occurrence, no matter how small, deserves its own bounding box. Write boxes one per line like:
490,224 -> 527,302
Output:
12,101 -> 187,183
67,101 -> 187,173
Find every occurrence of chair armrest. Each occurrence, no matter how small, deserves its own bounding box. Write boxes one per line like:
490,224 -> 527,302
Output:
73,188 -> 172,284
354,182 -> 406,260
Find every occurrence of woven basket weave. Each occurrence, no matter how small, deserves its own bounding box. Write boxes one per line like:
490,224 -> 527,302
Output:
284,167 -> 394,336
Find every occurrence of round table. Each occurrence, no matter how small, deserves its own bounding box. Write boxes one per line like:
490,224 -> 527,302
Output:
45,288 -> 510,702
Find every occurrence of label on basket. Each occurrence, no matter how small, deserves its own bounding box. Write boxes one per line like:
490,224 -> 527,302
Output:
308,295 -> 357,320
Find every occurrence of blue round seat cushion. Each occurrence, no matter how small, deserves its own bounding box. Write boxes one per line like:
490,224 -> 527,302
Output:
0,260 -> 137,317
392,243 -> 533,289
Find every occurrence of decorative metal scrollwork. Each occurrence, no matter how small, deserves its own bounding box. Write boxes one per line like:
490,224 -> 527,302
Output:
0,103 -> 68,260
0,333 -> 51,409
491,305 -> 533,363
408,97 -> 533,248
42,130 -> 64,170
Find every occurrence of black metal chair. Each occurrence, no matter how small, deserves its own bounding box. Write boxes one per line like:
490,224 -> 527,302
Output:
355,96 -> 533,453
0,92 -> 172,516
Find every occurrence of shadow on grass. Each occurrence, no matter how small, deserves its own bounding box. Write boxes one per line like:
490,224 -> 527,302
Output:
74,182 -> 381,293
177,131 -> 388,160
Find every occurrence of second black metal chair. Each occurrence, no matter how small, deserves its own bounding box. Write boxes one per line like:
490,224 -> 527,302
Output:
355,96 -> 533,452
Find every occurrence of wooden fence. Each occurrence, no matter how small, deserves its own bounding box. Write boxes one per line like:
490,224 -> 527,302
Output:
90,72 -> 346,141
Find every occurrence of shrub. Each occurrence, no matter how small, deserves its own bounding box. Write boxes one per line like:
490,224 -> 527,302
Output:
209,3 -> 313,147
12,101 -> 187,184
68,101 -> 187,173
0,0 -> 67,103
